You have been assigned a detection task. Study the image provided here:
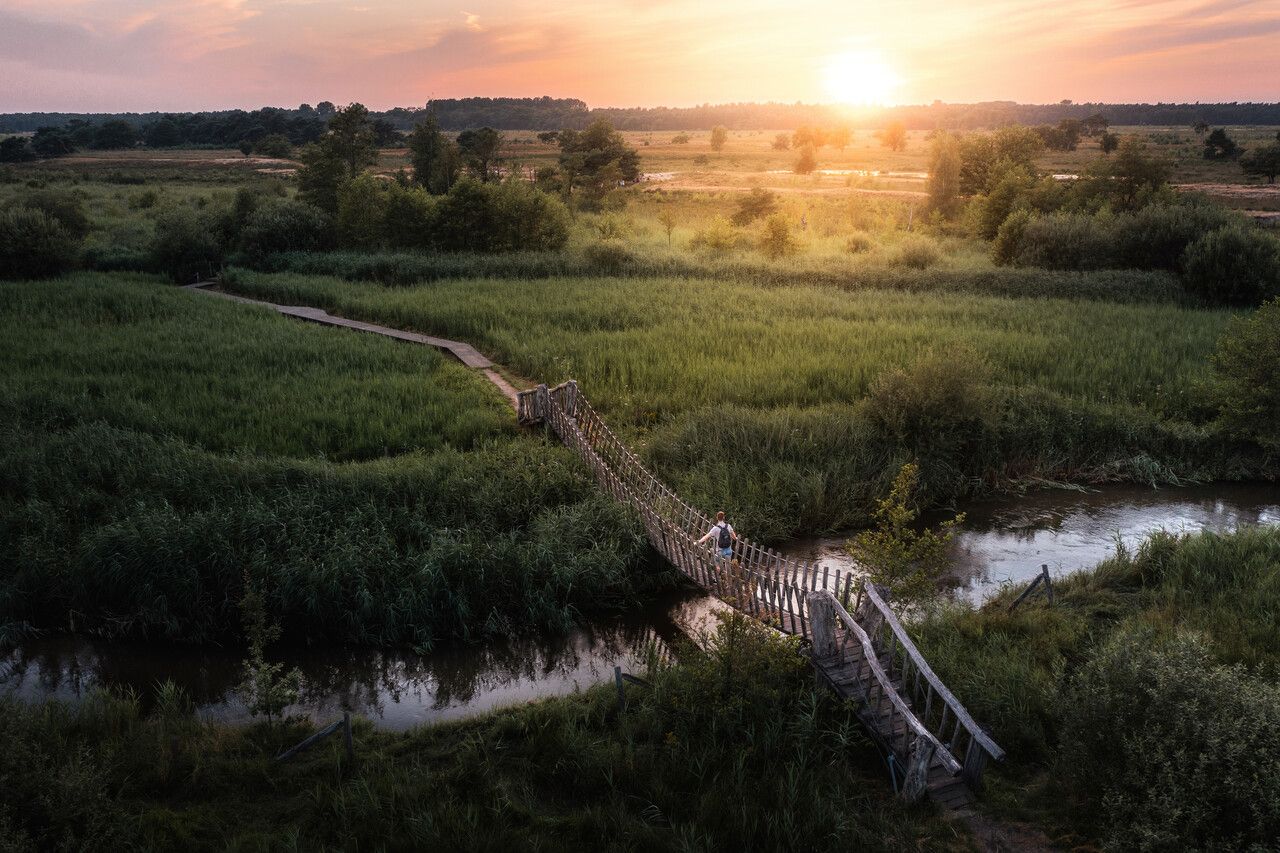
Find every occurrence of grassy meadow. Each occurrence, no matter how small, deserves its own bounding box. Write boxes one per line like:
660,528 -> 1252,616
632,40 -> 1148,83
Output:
0,274 -> 669,646
221,267 -> 1252,539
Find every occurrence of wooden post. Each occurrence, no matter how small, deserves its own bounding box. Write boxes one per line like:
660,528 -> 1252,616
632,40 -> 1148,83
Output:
343,712 -> 354,761
902,736 -> 935,803
808,591 -> 837,658
614,665 -> 626,713
1042,564 -> 1054,605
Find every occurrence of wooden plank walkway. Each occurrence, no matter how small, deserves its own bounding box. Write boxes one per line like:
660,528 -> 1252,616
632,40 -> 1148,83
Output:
519,380 -> 1005,809
185,282 -> 520,407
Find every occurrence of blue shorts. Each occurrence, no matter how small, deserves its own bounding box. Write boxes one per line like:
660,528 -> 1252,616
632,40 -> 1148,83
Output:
718,547 -> 733,560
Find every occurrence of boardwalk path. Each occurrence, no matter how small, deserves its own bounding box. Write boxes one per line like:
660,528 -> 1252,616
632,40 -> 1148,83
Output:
185,282 -> 521,407
188,282 -> 1003,810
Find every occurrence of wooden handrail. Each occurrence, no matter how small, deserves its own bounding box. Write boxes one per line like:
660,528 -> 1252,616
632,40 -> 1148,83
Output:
861,584 -> 1005,762
518,378 -> 1004,793
824,593 -> 962,775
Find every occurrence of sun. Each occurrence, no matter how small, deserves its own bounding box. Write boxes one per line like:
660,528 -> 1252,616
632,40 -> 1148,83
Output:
823,50 -> 901,106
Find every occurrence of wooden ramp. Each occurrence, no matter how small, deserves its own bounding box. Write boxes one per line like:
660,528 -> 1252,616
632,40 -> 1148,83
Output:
518,381 -> 1004,809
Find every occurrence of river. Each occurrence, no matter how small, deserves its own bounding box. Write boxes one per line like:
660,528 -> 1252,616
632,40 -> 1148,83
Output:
3,483 -> 1275,729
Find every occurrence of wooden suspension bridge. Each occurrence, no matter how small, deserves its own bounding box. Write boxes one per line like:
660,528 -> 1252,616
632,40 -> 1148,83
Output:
187,282 -> 1004,810
518,380 -> 1005,810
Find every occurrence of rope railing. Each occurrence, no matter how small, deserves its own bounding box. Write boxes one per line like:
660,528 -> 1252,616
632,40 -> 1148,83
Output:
517,380 -> 1004,794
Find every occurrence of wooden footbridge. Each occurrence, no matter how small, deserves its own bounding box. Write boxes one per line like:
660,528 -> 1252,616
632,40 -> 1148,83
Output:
518,381 -> 1004,810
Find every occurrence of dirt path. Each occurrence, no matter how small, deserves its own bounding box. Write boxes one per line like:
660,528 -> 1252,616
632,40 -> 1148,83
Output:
185,282 -> 522,408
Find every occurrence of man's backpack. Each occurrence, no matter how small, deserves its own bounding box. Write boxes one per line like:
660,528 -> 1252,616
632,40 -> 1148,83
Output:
717,523 -> 732,549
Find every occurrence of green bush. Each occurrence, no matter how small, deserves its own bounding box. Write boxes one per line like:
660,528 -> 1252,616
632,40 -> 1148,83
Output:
1212,299 -> 1280,451
1060,626 -> 1280,851
992,208 -> 1031,266
581,239 -> 633,273
886,235 -> 942,269
149,205 -> 226,283
17,189 -> 91,240
1004,212 -> 1115,270
0,207 -> 77,279
1181,224 -> 1280,306
237,199 -> 333,263
756,213 -> 798,259
1112,202 -> 1238,271
487,178 -> 572,251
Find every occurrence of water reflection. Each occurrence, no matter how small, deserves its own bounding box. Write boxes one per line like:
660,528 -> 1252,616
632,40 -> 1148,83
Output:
784,483 -> 1279,603
2,590 -> 723,731
7,484 -> 1276,727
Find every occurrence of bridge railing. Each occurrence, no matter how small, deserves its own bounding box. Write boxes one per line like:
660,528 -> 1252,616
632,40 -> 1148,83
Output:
855,583 -> 1006,785
518,379 -> 1003,791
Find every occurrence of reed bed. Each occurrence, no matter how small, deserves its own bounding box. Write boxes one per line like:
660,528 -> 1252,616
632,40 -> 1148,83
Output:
0,273 -> 665,645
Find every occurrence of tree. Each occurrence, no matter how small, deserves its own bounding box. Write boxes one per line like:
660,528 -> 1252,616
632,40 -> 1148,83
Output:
771,133 -> 790,151
408,115 -> 462,194
1203,128 -> 1238,159
0,136 -> 33,162
793,145 -> 817,175
757,214 -> 798,259
457,127 -> 503,181
1087,137 -> 1169,211
731,188 -> 778,226
1099,131 -> 1120,154
31,126 -> 74,158
336,173 -> 389,249
296,103 -> 379,213
848,463 -> 963,607
828,125 -> 852,151
0,208 -> 77,279
657,210 -> 676,247
792,126 -> 827,148
710,125 -> 728,152
149,205 -> 226,282
143,119 -> 183,148
557,118 -> 640,208
537,131 -> 560,144
326,103 -> 379,173
236,582 -> 302,727
237,199 -> 333,262
238,140 -> 253,156
1241,144 -> 1280,184
1212,298 -> 1280,450
671,133 -> 690,144
371,118 -> 401,147
926,133 -> 962,217
881,120 -> 907,152
91,120 -> 137,150
253,133 -> 293,159
1193,120 -> 1210,136
1082,113 -> 1110,137
316,101 -> 336,119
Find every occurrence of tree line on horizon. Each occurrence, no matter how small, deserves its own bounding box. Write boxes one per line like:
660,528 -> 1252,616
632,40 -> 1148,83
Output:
5,97 -> 1280,136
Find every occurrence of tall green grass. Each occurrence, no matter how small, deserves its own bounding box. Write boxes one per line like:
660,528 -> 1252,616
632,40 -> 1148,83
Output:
0,274 -> 667,645
256,247 -> 1186,303
224,269 -> 1258,538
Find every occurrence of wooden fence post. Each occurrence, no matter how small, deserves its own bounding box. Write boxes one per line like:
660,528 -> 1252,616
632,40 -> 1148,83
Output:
902,737 -> 936,803
343,712 -> 354,761
808,591 -> 837,658
614,665 -> 626,713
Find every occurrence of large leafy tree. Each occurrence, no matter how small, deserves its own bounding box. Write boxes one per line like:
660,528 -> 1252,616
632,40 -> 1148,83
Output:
407,114 -> 462,194
1242,144 -> 1280,184
456,127 -> 503,181
296,103 -> 379,213
556,118 -> 640,206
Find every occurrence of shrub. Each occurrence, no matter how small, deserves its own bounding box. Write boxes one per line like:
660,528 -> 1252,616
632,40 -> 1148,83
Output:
149,205 -> 225,283
1212,298 -> 1280,450
1112,202 -> 1237,271
381,182 -> 436,250
1060,627 -> 1280,851
689,217 -> 740,254
992,208 -> 1031,266
887,235 -> 941,269
237,199 -> 334,263
487,179 -> 572,251
582,240 -> 633,273
756,213 -> 798,259
844,231 -> 874,254
730,188 -> 778,226
1181,224 -> 1280,306
336,174 -> 388,250
863,349 -> 997,495
0,207 -> 77,279
793,145 -> 818,175
18,190 -> 91,240
1005,212 -> 1114,270
253,133 -> 293,159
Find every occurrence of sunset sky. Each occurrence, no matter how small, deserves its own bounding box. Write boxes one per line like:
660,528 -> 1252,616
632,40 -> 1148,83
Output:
0,0 -> 1276,112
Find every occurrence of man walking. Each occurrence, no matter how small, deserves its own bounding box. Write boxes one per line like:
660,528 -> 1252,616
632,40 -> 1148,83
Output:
696,511 -> 738,561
